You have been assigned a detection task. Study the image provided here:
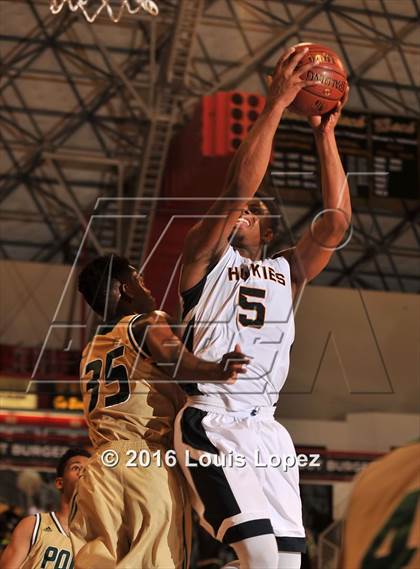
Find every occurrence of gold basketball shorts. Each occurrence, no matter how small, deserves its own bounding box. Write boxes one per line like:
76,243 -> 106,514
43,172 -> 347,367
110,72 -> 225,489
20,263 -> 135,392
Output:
69,441 -> 190,569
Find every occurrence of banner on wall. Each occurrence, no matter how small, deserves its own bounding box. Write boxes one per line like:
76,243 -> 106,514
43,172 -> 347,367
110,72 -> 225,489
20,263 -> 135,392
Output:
296,447 -> 383,481
0,391 -> 38,410
0,410 -> 89,470
0,411 -> 383,476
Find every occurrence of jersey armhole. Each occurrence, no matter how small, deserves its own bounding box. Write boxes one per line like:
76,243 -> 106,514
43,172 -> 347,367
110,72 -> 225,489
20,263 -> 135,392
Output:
271,248 -> 294,281
271,247 -> 294,263
127,314 -> 152,358
30,513 -> 41,548
181,245 -> 232,318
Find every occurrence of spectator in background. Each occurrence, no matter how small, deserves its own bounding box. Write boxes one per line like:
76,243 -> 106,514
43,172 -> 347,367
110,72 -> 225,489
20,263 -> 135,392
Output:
0,448 -> 90,569
0,506 -> 22,553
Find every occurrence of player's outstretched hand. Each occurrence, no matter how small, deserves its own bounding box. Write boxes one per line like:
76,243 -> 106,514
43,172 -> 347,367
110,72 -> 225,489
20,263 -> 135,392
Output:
309,84 -> 350,133
266,46 -> 316,110
219,344 -> 250,384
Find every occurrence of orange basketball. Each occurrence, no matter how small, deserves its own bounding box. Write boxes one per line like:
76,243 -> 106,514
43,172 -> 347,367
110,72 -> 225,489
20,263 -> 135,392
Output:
289,43 -> 348,116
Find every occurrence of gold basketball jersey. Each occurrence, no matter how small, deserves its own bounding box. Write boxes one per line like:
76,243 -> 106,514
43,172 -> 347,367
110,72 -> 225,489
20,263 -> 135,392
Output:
22,512 -> 73,569
342,442 -> 420,568
80,314 -> 185,448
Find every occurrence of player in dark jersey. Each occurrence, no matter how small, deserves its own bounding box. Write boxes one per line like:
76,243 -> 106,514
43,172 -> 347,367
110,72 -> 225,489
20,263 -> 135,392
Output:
174,46 -> 351,569
0,448 -> 90,569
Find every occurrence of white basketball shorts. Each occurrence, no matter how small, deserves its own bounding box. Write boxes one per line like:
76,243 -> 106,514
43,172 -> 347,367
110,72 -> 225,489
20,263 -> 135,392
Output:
174,402 -> 306,552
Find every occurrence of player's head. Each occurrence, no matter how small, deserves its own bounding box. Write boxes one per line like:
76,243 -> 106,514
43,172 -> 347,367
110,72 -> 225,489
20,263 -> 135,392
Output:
230,192 -> 280,256
55,448 -> 90,500
78,254 -> 156,320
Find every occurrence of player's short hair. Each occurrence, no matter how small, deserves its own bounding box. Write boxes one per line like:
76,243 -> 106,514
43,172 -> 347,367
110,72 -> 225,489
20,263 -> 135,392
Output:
56,448 -> 91,478
78,254 -> 132,318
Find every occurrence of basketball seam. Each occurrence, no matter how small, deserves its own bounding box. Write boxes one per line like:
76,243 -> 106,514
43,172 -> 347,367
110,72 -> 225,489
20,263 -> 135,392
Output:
300,88 -> 346,102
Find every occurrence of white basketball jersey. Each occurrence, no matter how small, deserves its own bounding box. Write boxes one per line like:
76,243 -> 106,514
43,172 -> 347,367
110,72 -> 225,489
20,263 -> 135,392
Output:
181,245 -> 295,411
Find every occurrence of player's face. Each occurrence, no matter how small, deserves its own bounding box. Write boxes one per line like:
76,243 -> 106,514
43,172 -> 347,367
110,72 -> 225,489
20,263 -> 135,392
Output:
127,268 -> 156,312
56,455 -> 89,499
230,199 -> 273,249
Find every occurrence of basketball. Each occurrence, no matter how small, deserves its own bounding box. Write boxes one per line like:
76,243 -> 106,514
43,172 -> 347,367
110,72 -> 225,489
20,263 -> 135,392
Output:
289,42 -> 348,116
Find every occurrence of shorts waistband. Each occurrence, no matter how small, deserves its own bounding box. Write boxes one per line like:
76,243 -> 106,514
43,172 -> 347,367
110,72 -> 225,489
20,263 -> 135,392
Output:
95,439 -> 166,452
186,397 -> 276,418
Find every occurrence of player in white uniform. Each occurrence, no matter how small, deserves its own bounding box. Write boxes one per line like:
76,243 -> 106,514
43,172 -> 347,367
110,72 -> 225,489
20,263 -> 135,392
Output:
174,46 -> 351,569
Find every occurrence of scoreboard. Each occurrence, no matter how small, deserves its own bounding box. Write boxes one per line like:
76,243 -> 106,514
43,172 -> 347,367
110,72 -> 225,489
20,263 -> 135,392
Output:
197,93 -> 419,200
371,115 -> 418,199
272,111 -> 419,200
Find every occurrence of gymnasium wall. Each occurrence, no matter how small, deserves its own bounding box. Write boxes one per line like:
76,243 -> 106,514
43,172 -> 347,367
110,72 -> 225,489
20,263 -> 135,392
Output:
0,259 -> 84,351
1,259 -> 418,421
282,412 -> 419,452
280,285 -> 419,419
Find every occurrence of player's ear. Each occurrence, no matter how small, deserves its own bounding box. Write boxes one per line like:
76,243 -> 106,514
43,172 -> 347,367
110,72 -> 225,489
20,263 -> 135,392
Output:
119,282 -> 132,301
55,477 -> 64,491
118,283 -> 134,302
263,226 -> 274,244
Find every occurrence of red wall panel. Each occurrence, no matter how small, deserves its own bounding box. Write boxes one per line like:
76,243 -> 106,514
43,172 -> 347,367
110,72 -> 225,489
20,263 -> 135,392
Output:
144,92 -> 266,313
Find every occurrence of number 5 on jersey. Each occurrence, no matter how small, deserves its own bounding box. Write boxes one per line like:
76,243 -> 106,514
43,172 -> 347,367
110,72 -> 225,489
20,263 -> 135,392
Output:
238,286 -> 266,328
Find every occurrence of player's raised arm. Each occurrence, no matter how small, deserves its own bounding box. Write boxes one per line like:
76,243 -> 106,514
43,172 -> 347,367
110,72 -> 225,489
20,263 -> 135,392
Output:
0,516 -> 34,569
131,311 -> 249,383
181,47 -> 316,292
287,87 -> 351,296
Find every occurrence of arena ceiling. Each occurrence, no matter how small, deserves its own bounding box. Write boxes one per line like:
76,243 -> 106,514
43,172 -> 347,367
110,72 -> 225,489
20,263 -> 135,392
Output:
1,0 -> 419,292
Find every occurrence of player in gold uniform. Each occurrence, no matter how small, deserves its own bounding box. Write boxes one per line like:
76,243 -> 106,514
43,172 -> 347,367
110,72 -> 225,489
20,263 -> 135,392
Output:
72,255 -> 249,569
341,442 -> 420,568
0,448 -> 90,569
